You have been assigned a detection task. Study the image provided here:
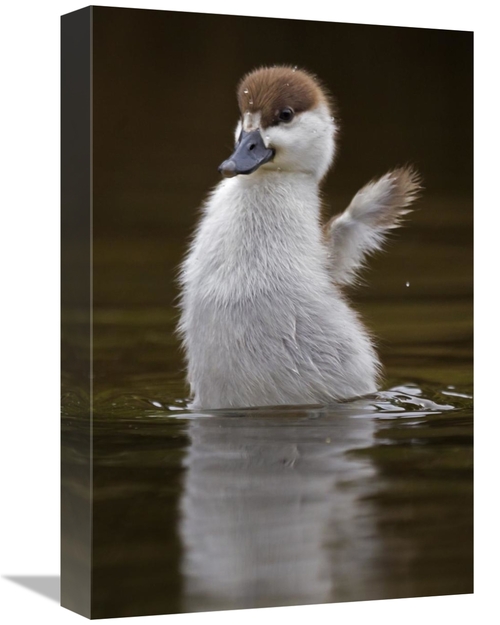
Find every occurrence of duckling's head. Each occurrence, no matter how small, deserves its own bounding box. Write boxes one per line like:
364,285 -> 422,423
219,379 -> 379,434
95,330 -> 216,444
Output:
219,66 -> 337,181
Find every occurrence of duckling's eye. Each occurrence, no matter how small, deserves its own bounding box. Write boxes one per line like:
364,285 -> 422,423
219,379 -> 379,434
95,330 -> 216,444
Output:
278,107 -> 294,123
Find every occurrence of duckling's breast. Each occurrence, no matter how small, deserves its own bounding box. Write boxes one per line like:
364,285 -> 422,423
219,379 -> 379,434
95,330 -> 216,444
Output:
180,176 -> 379,408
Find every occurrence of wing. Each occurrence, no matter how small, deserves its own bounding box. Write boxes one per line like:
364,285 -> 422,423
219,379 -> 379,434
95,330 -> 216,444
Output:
324,166 -> 421,286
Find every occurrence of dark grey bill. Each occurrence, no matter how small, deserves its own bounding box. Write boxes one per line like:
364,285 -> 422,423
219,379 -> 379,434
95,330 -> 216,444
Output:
218,129 -> 275,178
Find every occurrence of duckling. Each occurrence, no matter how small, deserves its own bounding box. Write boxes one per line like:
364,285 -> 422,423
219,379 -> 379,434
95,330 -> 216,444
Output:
178,66 -> 420,410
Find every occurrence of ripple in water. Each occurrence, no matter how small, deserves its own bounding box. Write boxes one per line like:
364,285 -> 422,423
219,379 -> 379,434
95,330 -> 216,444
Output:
83,381 -> 471,422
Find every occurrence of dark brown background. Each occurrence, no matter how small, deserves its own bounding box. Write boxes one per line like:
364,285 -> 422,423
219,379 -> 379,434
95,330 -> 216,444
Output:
92,7 -> 472,238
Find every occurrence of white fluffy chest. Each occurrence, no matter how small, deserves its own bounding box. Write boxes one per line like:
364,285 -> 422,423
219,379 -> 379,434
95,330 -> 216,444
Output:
181,174 -> 330,302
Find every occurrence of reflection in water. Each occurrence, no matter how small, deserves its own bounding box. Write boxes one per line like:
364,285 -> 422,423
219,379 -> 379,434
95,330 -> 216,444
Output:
180,406 -> 381,611
178,386 -> 472,612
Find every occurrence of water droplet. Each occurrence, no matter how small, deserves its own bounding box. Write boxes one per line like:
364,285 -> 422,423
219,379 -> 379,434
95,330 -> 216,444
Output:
406,281 -> 410,287
243,88 -> 249,94
292,65 -> 297,71
249,100 -> 253,105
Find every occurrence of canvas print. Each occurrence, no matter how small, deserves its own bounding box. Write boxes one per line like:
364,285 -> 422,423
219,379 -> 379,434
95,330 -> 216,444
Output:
61,6 -> 473,619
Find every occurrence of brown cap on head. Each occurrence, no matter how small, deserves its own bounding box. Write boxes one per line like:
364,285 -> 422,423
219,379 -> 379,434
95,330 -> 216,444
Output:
237,66 -> 335,128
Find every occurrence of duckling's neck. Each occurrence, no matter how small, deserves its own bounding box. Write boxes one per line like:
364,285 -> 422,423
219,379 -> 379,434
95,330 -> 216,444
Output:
237,168 -> 319,193
219,171 -> 324,254
219,170 -> 322,224
189,170 -> 330,303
